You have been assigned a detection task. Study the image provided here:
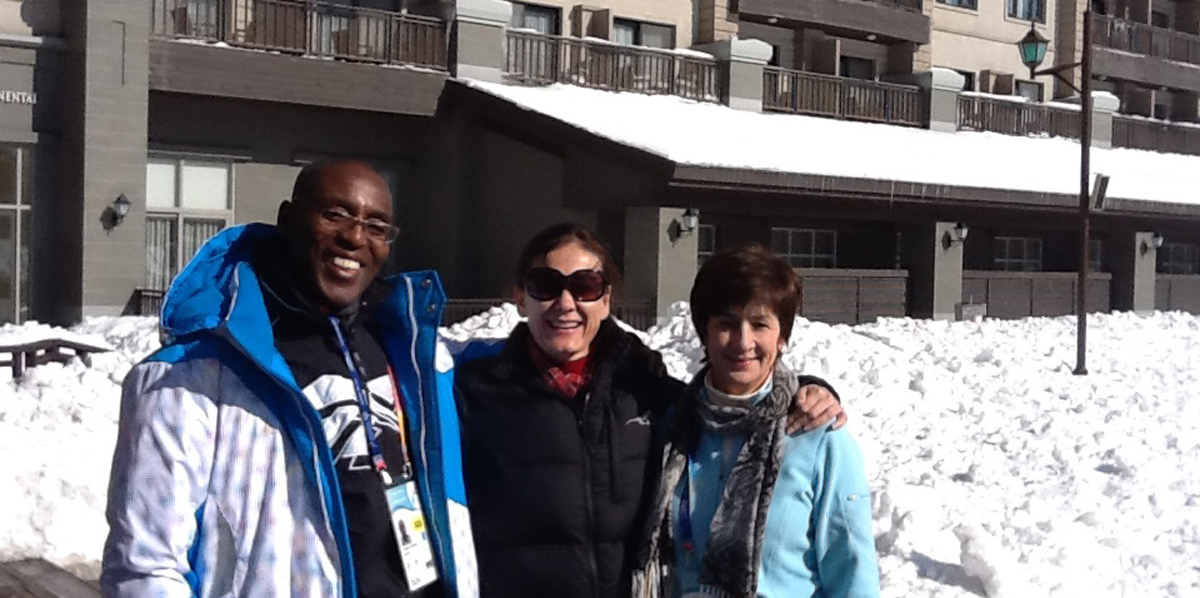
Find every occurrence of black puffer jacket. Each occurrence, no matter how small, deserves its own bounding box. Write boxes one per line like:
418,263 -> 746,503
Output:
455,319 -> 683,598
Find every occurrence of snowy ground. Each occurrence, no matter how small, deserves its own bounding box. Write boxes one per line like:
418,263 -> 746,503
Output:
3,308 -> 1199,596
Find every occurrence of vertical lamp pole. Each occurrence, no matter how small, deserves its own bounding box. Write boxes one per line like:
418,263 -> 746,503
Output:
1017,11 -> 1093,375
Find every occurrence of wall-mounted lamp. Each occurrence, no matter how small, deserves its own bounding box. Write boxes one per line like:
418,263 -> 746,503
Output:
1140,232 -> 1165,255
943,222 -> 969,249
679,207 -> 700,236
111,193 -> 132,226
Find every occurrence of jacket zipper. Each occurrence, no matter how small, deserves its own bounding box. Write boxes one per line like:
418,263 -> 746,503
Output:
403,276 -> 446,564
577,391 -> 601,598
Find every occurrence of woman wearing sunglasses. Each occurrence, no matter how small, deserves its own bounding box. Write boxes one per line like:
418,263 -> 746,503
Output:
454,223 -> 847,598
633,244 -> 879,598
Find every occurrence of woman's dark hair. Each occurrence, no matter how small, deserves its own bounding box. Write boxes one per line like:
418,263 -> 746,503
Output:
514,222 -> 623,297
690,244 -> 801,343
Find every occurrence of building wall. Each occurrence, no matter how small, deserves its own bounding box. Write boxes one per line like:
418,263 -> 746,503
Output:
0,0 -> 60,37
59,0 -> 151,320
148,92 -> 440,272
930,0 -> 1059,95
460,126 -> 592,297
515,0 -> 693,47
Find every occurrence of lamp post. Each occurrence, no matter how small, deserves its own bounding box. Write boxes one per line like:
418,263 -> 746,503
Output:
1016,13 -> 1093,375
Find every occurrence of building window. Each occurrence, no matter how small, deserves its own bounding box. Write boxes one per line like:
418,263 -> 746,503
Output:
938,0 -> 978,9
1089,239 -> 1103,272
613,18 -> 675,49
0,146 -> 32,324
839,56 -> 875,80
1159,242 -> 1200,274
993,236 -> 1042,271
1016,80 -> 1043,102
510,2 -> 560,35
145,157 -> 233,291
956,69 -> 977,92
697,224 -> 716,267
771,228 -> 837,268
1007,0 -> 1045,21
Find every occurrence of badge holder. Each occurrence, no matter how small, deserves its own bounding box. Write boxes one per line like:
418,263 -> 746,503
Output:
381,467 -> 439,592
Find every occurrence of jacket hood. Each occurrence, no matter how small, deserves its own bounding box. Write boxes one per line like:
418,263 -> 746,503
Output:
161,223 -> 278,342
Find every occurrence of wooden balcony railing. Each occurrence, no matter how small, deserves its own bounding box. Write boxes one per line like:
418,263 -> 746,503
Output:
1112,115 -> 1200,156
504,30 -> 720,103
957,94 -> 1081,139
1092,13 -> 1200,67
762,67 -> 924,127
151,0 -> 448,70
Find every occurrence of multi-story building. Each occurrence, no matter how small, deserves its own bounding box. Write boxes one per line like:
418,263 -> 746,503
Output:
4,0 -> 1198,328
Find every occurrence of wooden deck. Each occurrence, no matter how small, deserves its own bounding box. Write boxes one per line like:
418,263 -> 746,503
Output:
0,559 -> 100,598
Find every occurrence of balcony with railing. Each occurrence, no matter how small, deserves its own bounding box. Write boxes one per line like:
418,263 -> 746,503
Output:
151,0 -> 448,70
956,94 -> 1081,139
762,67 -> 924,127
1091,13 -> 1200,94
1112,115 -> 1200,156
1092,13 -> 1200,68
504,30 -> 720,103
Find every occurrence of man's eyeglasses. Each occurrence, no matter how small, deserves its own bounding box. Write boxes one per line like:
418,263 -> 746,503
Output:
316,206 -> 399,244
523,267 -> 610,302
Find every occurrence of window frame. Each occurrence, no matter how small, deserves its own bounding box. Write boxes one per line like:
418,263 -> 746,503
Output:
937,0 -> 979,10
1006,0 -> 1046,22
612,17 -> 676,49
0,145 -> 32,324
145,155 -> 235,290
771,227 -> 838,269
697,223 -> 716,267
510,1 -> 561,35
993,236 -> 1043,272
1158,242 -> 1200,275
1015,79 -> 1044,102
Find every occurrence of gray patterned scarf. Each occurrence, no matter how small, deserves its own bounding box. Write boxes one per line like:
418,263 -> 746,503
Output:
633,366 -> 798,598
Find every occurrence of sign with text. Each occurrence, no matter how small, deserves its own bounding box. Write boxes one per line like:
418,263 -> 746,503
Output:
0,91 -> 36,105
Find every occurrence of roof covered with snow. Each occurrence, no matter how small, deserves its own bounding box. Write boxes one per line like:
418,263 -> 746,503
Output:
465,80 -> 1200,211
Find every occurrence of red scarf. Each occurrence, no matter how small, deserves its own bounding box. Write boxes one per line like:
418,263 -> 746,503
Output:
527,339 -> 592,398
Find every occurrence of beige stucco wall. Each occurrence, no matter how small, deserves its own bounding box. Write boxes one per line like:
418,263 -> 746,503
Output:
520,0 -> 693,48
0,0 -> 59,37
930,2 -> 1058,92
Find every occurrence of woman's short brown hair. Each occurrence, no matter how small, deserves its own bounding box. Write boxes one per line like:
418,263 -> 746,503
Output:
690,244 -> 801,343
514,222 -> 623,297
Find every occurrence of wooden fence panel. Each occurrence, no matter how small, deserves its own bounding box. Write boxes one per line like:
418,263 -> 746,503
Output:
1031,278 -> 1074,316
799,277 -> 860,324
858,277 -> 908,320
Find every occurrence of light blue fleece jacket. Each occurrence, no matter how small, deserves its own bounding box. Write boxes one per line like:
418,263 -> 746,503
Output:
672,378 -> 880,598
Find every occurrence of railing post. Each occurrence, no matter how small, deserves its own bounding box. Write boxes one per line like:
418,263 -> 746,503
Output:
451,0 -> 511,82
691,37 -> 772,111
884,68 -> 963,132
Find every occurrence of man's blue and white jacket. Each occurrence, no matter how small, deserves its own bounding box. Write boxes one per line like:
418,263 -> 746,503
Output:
100,224 -> 478,598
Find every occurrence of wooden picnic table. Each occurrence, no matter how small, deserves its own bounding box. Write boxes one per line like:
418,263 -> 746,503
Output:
0,338 -> 111,380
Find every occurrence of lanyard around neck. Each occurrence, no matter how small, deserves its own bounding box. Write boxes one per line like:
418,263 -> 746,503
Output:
328,316 -> 410,485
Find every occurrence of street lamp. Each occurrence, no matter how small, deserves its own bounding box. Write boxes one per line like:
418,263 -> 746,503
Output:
1015,15 -> 1094,375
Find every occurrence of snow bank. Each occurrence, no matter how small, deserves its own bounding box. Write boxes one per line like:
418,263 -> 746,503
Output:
0,317 -> 158,577
2,309 -> 1197,596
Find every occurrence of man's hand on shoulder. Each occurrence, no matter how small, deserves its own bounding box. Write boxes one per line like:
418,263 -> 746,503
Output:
785,383 -> 847,434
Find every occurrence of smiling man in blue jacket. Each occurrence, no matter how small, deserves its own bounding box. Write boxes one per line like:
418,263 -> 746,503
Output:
101,160 -> 477,598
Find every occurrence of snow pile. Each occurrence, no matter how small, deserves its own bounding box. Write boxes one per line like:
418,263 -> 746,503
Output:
0,317 -> 158,577
467,81 -> 1200,207
2,308 -> 1198,597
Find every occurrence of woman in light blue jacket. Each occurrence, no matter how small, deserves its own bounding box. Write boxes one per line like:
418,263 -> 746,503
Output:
634,244 -> 879,598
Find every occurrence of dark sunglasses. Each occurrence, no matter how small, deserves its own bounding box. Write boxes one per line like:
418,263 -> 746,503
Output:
523,267 -> 610,302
